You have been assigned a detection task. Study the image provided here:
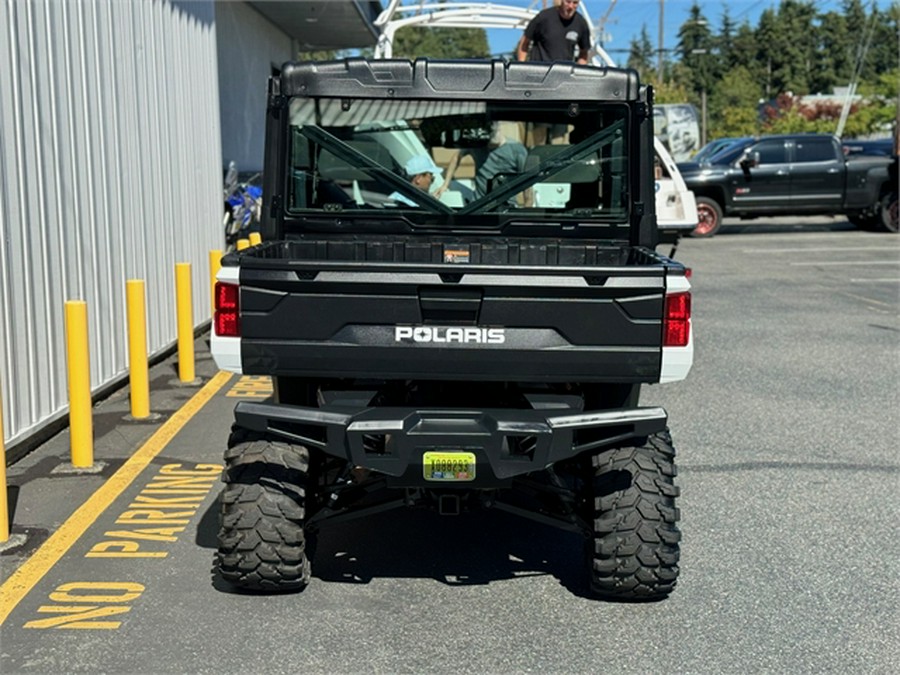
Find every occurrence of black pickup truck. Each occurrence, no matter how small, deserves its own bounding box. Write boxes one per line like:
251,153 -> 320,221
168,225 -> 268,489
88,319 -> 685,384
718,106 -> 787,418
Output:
678,134 -> 897,236
211,58 -> 693,601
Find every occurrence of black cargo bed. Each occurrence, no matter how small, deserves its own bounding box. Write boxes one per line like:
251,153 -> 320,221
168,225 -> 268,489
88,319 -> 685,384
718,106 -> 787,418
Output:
226,236 -> 680,383
229,235 -> 671,269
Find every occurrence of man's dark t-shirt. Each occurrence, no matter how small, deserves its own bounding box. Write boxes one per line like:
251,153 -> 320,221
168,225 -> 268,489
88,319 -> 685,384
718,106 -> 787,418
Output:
524,7 -> 591,62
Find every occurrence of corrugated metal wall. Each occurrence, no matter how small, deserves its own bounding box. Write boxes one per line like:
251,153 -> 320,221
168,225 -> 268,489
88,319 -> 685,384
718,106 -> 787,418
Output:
0,0 -> 223,450
215,0 -> 293,173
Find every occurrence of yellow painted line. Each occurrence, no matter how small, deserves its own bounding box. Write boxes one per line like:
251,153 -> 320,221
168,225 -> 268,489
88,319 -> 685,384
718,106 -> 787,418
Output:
0,370 -> 233,626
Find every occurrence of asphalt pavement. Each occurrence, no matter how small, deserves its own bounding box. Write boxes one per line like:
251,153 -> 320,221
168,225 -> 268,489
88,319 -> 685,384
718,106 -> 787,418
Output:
1,216 -> 898,674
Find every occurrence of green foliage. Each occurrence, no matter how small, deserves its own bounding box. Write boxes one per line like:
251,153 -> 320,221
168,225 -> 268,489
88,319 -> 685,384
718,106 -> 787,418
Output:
712,66 -> 763,109
665,0 -> 898,140
653,81 -> 692,105
296,49 -> 341,61
626,24 -> 655,79
717,107 -> 761,137
761,95 -> 837,134
675,2 -> 715,95
868,69 -> 900,98
392,26 -> 489,60
709,66 -> 764,137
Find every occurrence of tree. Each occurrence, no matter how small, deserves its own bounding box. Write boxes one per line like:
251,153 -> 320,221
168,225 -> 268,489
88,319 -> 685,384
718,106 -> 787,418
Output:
845,67 -> 900,138
715,7 -> 737,71
626,24 -> 655,79
709,66 -> 764,137
675,3 -> 715,98
653,80 -> 692,105
645,0 -> 896,141
770,0 -> 817,94
867,5 -> 900,79
391,26 -> 489,60
812,11 -> 848,94
730,20 -> 761,75
842,0 -> 873,82
296,49 -> 341,61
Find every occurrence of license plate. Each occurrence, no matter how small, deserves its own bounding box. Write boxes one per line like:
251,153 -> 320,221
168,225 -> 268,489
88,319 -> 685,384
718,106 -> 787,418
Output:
423,451 -> 476,482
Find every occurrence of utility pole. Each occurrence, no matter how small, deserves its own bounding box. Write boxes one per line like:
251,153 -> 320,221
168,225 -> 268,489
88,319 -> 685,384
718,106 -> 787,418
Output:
596,0 -> 617,48
701,88 -> 707,146
657,0 -> 664,84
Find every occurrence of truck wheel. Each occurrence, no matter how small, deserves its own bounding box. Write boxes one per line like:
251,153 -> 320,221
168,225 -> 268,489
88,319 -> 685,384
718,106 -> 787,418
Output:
586,431 -> 681,601
880,193 -> 898,233
216,433 -> 313,592
691,197 -> 723,238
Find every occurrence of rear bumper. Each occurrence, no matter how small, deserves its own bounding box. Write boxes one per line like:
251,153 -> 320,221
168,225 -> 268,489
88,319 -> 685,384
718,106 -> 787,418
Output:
233,398 -> 667,484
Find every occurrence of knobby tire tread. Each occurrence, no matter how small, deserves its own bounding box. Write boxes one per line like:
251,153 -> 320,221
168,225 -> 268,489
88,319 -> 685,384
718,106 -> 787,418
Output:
587,430 -> 681,601
216,433 -> 312,592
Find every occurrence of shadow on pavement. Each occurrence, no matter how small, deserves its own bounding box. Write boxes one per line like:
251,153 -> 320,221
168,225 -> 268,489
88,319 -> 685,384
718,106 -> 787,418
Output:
717,217 -> 858,236
196,499 -> 592,599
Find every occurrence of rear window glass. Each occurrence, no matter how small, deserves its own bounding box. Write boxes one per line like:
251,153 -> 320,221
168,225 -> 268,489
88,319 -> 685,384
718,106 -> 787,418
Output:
284,97 -> 632,229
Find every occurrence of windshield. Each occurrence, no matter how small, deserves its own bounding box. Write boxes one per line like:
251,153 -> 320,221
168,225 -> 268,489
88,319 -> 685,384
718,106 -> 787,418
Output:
286,97 -> 630,228
706,138 -> 754,165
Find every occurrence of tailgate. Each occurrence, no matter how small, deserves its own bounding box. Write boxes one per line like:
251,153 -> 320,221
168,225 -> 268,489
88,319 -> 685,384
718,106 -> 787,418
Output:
218,239 -> 679,383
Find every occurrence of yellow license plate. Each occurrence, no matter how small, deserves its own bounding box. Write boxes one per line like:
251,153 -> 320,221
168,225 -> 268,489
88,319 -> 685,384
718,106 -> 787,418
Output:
423,451 -> 476,482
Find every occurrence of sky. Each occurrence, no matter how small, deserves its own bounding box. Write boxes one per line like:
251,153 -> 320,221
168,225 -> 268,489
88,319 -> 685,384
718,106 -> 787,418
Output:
485,0 -> 889,64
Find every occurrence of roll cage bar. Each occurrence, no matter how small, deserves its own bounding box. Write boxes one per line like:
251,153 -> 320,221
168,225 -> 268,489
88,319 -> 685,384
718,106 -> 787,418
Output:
368,0 -> 699,238
373,0 -> 617,66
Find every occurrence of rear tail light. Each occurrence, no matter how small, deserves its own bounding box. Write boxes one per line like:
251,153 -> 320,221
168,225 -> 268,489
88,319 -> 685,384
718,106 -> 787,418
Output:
215,282 -> 240,337
664,292 -> 691,347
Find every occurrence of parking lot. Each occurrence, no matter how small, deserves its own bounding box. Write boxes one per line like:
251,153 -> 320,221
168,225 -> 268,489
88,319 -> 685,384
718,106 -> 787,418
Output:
1,217 -> 898,674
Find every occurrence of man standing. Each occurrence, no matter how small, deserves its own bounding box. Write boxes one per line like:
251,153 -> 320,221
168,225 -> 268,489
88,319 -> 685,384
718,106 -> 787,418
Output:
515,0 -> 591,65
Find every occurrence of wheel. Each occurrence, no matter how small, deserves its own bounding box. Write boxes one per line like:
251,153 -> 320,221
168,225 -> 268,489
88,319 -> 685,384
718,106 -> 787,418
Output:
879,193 -> 898,233
585,431 -> 681,601
216,429 -> 313,592
690,197 -> 723,238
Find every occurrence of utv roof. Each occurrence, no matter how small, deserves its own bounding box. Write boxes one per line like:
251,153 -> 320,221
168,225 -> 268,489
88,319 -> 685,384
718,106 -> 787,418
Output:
278,58 -> 641,102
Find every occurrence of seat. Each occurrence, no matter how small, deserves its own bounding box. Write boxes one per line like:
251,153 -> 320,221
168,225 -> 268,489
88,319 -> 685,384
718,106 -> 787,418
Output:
525,145 -> 601,183
526,145 -> 601,208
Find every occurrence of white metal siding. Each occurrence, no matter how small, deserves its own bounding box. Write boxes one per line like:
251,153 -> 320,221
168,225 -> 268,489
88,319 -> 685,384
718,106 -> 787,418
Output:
0,0 -> 223,449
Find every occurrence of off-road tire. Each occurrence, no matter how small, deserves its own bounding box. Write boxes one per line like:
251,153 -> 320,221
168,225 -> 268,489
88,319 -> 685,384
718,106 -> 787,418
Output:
216,430 -> 313,592
586,430 -> 681,601
691,196 -> 723,238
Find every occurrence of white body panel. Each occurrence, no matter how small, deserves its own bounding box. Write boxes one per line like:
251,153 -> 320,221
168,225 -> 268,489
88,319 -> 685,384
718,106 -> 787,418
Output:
211,265 -> 243,374
660,273 -> 694,383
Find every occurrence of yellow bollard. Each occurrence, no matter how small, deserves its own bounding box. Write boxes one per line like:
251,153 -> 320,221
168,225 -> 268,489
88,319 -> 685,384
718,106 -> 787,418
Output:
65,301 -> 94,467
209,249 -> 222,317
236,238 -> 250,251
1,385 -> 9,541
126,280 -> 150,418
248,232 -> 262,247
175,263 -> 196,383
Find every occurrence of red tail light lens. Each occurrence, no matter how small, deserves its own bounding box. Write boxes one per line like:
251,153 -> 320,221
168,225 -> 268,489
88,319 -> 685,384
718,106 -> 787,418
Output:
215,282 -> 240,337
664,292 -> 691,347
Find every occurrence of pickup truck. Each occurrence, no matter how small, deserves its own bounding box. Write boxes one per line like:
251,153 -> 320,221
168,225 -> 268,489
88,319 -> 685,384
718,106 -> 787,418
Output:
211,58 -> 693,601
678,133 -> 897,236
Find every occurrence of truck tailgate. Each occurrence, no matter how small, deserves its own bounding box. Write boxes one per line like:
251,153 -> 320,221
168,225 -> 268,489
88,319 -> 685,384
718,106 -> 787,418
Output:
218,238 -> 682,383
